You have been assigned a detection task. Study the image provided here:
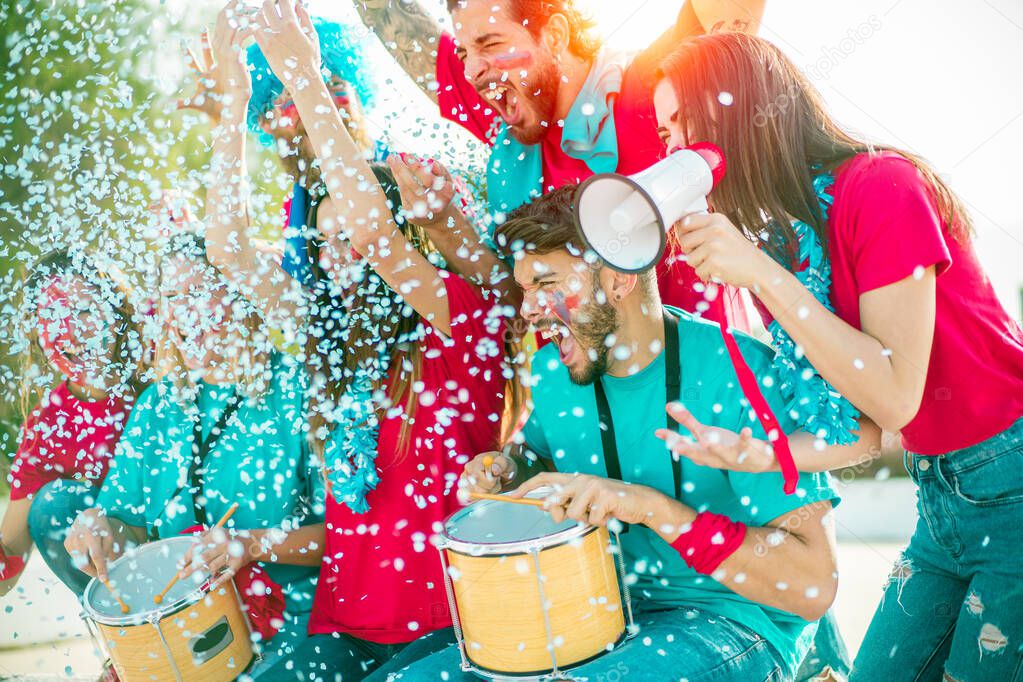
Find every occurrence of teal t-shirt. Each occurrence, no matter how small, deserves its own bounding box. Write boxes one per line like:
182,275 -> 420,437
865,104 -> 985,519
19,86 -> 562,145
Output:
96,351 -> 324,614
521,308 -> 839,675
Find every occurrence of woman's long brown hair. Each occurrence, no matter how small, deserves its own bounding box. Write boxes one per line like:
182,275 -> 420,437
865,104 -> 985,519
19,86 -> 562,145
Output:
658,32 -> 972,268
304,165 -> 435,460
304,165 -> 526,462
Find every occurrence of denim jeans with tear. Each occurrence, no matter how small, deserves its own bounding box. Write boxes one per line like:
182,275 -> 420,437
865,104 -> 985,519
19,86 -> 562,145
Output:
851,417 -> 1023,682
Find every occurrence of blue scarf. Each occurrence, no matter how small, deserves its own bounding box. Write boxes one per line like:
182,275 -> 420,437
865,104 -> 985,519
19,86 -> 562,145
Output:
769,172 -> 860,445
319,268 -> 423,514
322,355 -> 388,514
282,183 -> 313,287
486,48 -> 630,216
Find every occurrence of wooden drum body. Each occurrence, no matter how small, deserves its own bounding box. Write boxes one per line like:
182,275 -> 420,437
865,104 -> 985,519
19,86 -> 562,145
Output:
83,537 -> 253,682
439,495 -> 634,679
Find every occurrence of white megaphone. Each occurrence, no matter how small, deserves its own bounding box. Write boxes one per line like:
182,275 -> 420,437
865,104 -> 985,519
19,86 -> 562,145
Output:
574,142 -> 726,273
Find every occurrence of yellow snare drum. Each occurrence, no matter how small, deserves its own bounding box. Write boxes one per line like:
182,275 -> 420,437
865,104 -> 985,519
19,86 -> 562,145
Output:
82,536 -> 254,682
438,492 -> 634,679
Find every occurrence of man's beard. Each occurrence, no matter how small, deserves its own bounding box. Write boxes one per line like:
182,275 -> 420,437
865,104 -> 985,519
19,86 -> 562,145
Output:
564,299 -> 618,386
505,55 -> 561,146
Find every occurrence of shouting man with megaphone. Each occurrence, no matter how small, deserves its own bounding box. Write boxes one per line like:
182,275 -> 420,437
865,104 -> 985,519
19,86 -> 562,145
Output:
375,185 -> 841,681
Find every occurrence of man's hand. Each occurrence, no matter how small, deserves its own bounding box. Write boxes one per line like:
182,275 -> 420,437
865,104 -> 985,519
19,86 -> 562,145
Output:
458,451 -> 518,501
64,509 -> 128,582
655,402 -> 777,474
510,473 -> 665,528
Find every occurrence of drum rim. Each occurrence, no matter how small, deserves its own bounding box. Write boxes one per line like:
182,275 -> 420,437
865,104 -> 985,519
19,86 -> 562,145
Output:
82,536 -> 209,625
439,494 -> 599,555
442,521 -> 598,556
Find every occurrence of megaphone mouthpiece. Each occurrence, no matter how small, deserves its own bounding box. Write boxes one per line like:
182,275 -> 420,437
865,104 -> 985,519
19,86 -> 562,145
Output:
686,141 -> 727,187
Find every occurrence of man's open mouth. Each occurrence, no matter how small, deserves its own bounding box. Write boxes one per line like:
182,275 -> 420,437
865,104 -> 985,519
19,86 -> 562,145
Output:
538,324 -> 577,365
478,82 -> 523,127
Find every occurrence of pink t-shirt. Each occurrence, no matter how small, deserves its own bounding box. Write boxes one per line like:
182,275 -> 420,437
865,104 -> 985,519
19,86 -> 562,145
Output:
822,152 -> 1023,455
435,32 -> 749,332
8,383 -> 132,500
308,272 -> 507,643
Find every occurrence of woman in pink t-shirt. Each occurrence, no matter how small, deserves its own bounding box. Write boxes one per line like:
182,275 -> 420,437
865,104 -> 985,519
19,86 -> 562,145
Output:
1,250 -> 147,597
201,7 -> 518,679
651,33 -> 1023,682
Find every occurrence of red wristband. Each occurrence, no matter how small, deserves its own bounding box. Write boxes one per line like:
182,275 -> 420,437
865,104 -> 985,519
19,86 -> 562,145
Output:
0,549 -> 26,582
670,511 -> 747,576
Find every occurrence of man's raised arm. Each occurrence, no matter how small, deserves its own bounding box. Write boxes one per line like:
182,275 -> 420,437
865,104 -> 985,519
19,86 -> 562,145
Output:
692,0 -> 765,34
354,0 -> 443,103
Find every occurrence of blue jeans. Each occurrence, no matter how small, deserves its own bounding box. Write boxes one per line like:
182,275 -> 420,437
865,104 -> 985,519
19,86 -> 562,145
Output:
248,609 -> 313,679
795,610 -> 851,681
370,606 -> 787,682
851,417 -> 1023,682
27,478 -> 96,597
258,631 -> 407,681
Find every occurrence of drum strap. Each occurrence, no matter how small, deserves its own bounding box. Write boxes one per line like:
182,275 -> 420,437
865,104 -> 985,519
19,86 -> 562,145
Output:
593,311 -> 682,505
151,388 -> 241,540
188,390 -> 242,528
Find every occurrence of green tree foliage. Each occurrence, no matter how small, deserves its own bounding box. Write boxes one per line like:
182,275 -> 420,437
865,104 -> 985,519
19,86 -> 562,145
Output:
0,0 -> 216,478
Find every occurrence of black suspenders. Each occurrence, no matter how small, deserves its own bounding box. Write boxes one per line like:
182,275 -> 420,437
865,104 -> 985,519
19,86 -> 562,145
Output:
151,388 -> 241,540
593,311 -> 682,501
187,391 -> 241,527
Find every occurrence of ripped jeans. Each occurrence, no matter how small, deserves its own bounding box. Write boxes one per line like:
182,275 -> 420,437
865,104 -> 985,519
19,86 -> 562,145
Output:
851,417 -> 1023,682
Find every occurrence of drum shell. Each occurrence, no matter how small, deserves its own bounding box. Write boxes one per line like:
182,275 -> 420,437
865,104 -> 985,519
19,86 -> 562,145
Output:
93,581 -> 253,682
83,536 -> 254,682
445,525 -> 624,675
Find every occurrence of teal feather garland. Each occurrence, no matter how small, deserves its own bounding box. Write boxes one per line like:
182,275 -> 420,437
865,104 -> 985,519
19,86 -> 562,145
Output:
323,358 -> 386,514
767,172 -> 861,445
319,265 -> 424,514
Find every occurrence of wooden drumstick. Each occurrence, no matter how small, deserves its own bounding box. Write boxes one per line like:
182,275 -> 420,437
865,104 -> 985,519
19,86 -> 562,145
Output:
469,491 -> 546,508
101,578 -> 131,614
153,502 -> 239,605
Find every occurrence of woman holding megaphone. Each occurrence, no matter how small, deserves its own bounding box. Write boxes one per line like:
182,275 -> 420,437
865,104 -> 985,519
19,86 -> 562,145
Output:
648,32 -> 1023,682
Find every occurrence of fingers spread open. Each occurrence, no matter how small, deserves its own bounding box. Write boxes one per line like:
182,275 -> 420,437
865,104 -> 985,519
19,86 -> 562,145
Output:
666,402 -> 705,439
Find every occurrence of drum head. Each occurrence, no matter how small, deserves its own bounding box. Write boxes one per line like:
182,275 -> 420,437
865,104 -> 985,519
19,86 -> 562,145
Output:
443,489 -> 586,553
83,536 -> 209,623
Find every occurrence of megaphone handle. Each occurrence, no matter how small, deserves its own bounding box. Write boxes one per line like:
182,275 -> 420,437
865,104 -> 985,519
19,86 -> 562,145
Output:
715,298 -> 799,495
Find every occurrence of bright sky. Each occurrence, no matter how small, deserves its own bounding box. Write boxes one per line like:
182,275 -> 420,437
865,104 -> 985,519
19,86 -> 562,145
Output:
305,0 -> 1023,316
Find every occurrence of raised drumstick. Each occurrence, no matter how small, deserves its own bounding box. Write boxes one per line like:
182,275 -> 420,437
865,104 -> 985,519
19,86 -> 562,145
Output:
469,491 -> 546,508
153,502 -> 239,605
102,578 -> 131,614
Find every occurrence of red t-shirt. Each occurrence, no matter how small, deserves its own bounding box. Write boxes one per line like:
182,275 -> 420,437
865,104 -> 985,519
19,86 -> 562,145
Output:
308,273 -> 507,643
8,383 -> 131,500
795,152 -> 1023,455
435,31 -> 749,331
